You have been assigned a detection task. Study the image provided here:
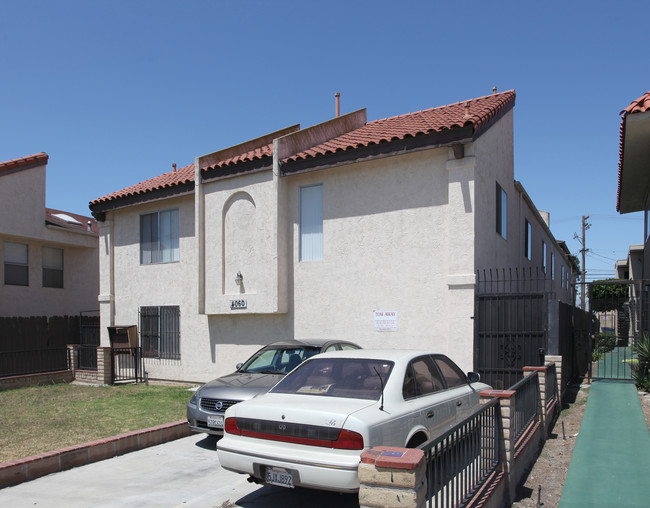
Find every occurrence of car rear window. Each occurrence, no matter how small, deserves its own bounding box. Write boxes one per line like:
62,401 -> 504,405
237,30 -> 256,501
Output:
240,346 -> 321,374
271,358 -> 394,400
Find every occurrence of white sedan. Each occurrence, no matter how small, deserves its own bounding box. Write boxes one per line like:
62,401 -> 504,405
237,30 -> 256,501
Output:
216,349 -> 490,493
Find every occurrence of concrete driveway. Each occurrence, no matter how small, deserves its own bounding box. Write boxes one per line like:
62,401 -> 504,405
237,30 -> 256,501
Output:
0,433 -> 360,507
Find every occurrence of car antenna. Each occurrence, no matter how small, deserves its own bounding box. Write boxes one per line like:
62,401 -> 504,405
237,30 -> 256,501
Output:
373,366 -> 385,411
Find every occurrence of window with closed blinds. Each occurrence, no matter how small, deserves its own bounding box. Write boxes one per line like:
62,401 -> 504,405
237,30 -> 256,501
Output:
299,185 -> 323,261
42,246 -> 63,288
140,209 -> 179,264
4,242 -> 28,286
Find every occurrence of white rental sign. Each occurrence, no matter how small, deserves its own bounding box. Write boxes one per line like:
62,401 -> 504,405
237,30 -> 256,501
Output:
373,310 -> 398,332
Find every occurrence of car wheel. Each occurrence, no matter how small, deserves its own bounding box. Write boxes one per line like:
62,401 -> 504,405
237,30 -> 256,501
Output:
406,433 -> 427,448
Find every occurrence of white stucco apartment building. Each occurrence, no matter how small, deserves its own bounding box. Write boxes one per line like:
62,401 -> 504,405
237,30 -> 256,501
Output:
90,90 -> 576,383
1,153 -> 99,318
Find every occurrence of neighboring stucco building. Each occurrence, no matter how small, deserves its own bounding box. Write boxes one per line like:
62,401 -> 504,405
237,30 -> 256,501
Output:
0,153 -> 99,318
90,90 -> 576,383
618,90 -> 650,280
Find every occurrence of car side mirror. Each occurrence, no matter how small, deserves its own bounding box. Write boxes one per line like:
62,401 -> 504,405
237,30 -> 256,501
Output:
236,362 -> 244,371
467,372 -> 480,383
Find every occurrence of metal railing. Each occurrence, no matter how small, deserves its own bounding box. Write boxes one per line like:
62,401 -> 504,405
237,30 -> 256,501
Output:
78,345 -> 98,371
545,363 -> 558,414
0,348 -> 70,378
111,347 -> 144,384
420,398 -> 502,508
509,372 -> 539,448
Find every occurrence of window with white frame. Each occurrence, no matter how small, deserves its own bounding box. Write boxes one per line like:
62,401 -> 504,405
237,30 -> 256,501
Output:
4,241 -> 28,286
542,241 -> 547,274
140,209 -> 180,264
140,305 -> 180,360
496,183 -> 507,239
42,247 -> 63,288
551,253 -> 555,280
524,220 -> 532,260
299,184 -> 323,261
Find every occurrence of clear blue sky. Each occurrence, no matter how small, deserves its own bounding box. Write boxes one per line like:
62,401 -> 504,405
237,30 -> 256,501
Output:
2,1 -> 648,281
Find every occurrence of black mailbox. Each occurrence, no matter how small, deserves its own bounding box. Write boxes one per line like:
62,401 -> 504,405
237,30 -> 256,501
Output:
107,325 -> 138,348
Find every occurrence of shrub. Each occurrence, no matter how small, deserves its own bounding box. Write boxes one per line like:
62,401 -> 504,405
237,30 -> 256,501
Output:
632,334 -> 650,392
592,332 -> 616,361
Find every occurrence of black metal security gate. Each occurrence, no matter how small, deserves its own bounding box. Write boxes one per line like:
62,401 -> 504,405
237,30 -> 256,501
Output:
111,347 -> 144,384
587,280 -> 646,381
475,292 -> 547,389
78,310 -> 100,370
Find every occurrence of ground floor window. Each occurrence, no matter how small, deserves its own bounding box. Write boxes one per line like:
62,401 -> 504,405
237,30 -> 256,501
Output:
139,305 -> 180,360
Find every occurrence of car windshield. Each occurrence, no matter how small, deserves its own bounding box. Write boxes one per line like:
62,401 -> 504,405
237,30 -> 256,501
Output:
239,346 -> 322,374
271,357 -> 394,400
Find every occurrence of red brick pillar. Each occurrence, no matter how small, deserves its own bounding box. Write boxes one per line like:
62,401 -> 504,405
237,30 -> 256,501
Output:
358,447 -> 426,507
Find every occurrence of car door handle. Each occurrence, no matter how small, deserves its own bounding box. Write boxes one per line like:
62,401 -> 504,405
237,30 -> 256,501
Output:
456,401 -> 462,406
426,410 -> 434,418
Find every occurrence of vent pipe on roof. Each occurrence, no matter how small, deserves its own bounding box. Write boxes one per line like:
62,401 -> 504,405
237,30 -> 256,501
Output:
493,86 -> 497,94
335,92 -> 340,117
464,101 -> 471,118
172,163 -> 177,172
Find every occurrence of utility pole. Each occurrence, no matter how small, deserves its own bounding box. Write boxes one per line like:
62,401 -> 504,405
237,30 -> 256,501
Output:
576,216 -> 591,310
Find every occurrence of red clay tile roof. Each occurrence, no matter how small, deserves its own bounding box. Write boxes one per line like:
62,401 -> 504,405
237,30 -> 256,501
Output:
0,152 -> 49,174
283,90 -> 516,163
617,91 -> 650,211
90,163 -> 195,205
207,144 -> 273,169
91,91 -> 516,209
46,208 -> 99,235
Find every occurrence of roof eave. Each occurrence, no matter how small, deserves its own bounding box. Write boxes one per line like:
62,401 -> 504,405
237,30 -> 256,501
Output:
89,181 -> 195,221
618,110 -> 650,214
279,125 -> 476,176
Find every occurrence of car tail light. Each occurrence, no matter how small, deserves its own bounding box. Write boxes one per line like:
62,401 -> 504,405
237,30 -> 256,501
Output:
224,417 -> 241,435
333,429 -> 364,450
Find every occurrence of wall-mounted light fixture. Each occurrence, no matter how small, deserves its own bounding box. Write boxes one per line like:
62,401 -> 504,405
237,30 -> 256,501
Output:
235,271 -> 243,286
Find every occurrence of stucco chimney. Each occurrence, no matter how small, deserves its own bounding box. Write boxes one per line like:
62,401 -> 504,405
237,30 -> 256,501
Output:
335,93 -> 340,117
172,163 -> 177,172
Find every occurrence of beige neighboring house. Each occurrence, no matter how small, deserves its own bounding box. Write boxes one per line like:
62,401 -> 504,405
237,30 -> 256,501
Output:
0,153 -> 99,318
90,91 -> 576,383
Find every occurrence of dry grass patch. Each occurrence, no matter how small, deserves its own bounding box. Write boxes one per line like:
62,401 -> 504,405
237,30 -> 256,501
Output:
0,382 -> 193,462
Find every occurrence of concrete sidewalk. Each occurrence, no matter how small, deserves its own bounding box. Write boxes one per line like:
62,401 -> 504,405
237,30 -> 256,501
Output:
559,380 -> 650,507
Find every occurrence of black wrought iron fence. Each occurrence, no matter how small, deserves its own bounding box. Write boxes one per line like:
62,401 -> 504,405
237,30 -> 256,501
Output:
510,372 -> 539,447
0,348 -> 70,378
419,398 -> 502,507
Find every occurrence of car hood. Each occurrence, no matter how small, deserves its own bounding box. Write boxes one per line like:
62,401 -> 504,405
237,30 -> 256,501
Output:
228,393 -> 379,430
198,372 -> 285,400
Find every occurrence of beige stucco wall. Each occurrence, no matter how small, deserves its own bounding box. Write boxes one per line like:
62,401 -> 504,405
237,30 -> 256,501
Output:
99,194 -> 212,382
473,111 -> 574,303
0,163 -> 98,318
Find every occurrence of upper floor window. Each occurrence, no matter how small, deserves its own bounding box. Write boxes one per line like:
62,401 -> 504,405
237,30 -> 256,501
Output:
4,241 -> 28,286
140,209 -> 179,264
496,183 -> 507,239
542,242 -> 547,273
42,247 -> 63,288
524,220 -> 532,260
551,253 -> 555,280
299,185 -> 323,261
561,265 -> 566,288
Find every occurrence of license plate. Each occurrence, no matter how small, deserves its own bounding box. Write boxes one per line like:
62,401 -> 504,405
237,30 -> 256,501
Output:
265,467 -> 294,488
207,415 -> 224,428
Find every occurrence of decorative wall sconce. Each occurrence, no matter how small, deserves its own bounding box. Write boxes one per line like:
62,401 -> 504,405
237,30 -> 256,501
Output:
235,271 -> 243,286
